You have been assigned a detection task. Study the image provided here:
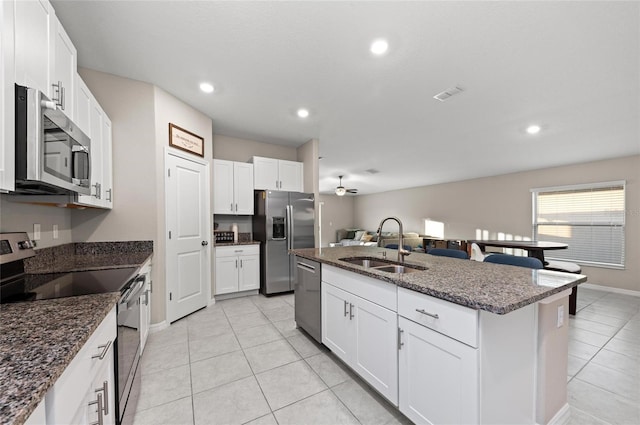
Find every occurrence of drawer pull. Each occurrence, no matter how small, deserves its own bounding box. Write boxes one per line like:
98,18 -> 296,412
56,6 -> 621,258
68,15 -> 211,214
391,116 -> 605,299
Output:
349,303 -> 354,320
416,308 -> 439,319
92,340 -> 112,360
95,380 -> 109,415
89,393 -> 104,425
398,328 -> 404,350
344,300 -> 349,317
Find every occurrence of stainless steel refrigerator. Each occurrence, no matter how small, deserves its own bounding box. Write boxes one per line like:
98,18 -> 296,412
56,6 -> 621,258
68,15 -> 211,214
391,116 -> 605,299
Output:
253,190 -> 315,295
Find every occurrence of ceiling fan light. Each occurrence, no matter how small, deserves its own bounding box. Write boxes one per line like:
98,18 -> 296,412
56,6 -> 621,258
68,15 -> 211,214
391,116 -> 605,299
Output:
335,186 -> 346,196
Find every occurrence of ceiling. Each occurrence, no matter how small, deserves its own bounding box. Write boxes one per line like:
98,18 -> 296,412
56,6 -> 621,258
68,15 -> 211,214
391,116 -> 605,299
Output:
51,1 -> 640,195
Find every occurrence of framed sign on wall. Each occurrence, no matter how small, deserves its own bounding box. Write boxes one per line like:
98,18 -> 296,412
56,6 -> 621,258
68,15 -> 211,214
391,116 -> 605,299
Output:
169,123 -> 204,157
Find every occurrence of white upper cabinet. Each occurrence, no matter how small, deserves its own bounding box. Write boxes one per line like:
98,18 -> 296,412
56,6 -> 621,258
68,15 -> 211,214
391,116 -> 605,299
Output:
252,156 -> 303,192
14,0 -> 76,118
0,0 -> 15,192
14,0 -> 53,96
51,15 -> 76,118
75,74 -> 91,136
213,159 -> 254,215
101,116 -> 113,209
75,95 -> 103,208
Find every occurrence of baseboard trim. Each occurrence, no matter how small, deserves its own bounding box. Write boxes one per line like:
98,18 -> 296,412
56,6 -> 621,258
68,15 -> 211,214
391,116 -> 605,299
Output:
581,283 -> 640,297
542,403 -> 571,425
149,321 -> 169,334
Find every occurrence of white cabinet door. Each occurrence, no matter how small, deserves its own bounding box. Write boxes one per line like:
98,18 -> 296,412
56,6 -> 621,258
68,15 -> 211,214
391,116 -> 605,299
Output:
322,282 -> 353,364
51,14 -> 76,118
233,162 -> 254,215
87,343 -> 116,425
75,74 -> 92,136
213,159 -> 234,214
278,160 -> 303,192
76,97 -> 103,207
14,0 -> 53,96
215,255 -> 239,295
353,297 -> 398,405
238,254 -> 260,291
101,115 -> 113,209
253,156 -> 279,190
0,0 -> 15,192
398,316 -> 478,425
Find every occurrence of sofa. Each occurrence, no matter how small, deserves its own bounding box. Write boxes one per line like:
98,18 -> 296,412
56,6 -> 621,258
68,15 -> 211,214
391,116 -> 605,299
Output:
332,228 -> 423,251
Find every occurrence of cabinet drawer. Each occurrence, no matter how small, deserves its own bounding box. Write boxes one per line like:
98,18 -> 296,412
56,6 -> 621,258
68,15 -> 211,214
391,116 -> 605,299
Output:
215,244 -> 259,258
323,265 -> 396,312
398,287 -> 478,347
89,307 -> 116,374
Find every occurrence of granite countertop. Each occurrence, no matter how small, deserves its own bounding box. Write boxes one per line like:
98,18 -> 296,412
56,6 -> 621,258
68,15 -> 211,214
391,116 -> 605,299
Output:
0,293 -> 120,425
292,246 -> 587,315
214,241 -> 260,247
0,241 -> 153,425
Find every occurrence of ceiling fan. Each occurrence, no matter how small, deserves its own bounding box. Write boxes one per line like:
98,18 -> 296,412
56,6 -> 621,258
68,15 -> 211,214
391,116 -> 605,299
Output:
335,176 -> 358,196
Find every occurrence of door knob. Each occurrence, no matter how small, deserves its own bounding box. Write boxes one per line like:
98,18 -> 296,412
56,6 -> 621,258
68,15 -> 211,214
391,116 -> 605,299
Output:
201,241 -> 209,246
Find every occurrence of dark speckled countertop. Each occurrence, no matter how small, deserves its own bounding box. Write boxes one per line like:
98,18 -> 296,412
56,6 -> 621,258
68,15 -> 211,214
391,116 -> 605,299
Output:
292,246 -> 587,315
0,241 -> 153,425
0,293 -> 120,425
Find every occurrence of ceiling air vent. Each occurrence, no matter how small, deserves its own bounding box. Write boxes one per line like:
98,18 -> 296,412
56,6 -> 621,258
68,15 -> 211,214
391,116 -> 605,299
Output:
433,86 -> 464,102
365,168 -> 380,174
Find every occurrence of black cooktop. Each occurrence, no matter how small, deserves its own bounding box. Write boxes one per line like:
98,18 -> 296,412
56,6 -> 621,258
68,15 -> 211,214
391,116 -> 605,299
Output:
0,267 -> 138,304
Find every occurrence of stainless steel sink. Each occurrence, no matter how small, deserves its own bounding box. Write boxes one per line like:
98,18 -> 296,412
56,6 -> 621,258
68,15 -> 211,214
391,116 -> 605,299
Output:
339,257 -> 390,268
374,265 -> 423,274
339,256 -> 427,274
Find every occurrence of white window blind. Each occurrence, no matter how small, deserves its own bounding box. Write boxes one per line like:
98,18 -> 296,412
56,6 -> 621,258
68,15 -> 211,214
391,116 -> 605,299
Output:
531,181 -> 625,268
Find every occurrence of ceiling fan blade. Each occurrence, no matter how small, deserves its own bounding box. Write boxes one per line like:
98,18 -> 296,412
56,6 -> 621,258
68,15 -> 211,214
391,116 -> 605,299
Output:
346,188 -> 358,193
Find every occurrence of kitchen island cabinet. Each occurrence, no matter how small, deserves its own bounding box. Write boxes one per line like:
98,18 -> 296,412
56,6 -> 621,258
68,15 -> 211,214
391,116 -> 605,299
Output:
294,246 -> 585,425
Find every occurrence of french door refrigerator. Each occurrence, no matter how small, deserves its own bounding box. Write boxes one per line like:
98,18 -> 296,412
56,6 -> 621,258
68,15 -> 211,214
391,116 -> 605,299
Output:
253,190 -> 315,295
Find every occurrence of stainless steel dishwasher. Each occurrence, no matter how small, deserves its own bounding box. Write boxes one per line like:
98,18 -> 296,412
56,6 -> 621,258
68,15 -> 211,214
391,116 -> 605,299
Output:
294,256 -> 321,343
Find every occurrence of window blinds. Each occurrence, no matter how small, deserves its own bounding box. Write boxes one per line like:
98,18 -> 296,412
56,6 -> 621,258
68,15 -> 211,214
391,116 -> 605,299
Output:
532,182 -> 625,268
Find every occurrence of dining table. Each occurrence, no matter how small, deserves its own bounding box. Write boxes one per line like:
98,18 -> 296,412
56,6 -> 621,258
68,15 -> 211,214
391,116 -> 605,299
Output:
467,240 -> 579,315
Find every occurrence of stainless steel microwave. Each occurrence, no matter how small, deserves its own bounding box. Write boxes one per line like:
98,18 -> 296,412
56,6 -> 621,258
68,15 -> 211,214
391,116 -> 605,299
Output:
14,84 -> 91,195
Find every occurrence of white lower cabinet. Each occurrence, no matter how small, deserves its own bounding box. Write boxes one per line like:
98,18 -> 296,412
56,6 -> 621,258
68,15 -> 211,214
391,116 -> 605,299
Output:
214,245 -> 260,295
139,260 -> 153,355
43,307 -> 116,425
398,316 -> 478,425
321,266 -> 398,405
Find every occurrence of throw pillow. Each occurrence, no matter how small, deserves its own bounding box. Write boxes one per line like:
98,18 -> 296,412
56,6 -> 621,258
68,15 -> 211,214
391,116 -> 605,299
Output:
346,230 -> 356,239
354,230 -> 366,241
361,234 -> 373,242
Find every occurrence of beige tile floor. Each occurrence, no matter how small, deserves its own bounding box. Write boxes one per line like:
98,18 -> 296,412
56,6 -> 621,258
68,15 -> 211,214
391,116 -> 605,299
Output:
132,288 -> 640,425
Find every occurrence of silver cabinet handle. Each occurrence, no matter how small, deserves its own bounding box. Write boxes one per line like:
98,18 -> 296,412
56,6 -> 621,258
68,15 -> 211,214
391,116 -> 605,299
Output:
230,203 -> 233,212
92,340 -> 112,360
235,259 -> 238,268
89,393 -> 104,425
61,85 -> 65,110
343,300 -> 349,317
275,180 -> 279,189
349,303 -> 354,320
235,203 -> 238,211
95,381 -> 108,415
240,259 -> 243,268
106,189 -> 112,202
416,308 -> 439,319
398,328 -> 404,350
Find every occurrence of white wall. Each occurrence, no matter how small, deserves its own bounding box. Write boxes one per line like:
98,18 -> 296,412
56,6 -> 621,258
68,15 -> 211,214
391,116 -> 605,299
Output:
354,155 -> 640,291
297,138 -> 320,245
213,134 -> 297,162
319,194 -> 355,246
0,198 -> 72,248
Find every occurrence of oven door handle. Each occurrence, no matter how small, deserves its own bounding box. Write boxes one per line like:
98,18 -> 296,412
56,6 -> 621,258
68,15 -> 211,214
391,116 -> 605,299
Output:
121,277 -> 145,306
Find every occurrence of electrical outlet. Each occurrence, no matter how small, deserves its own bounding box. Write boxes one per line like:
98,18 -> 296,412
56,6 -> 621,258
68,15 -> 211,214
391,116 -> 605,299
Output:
53,225 -> 59,239
557,305 -> 565,328
33,224 -> 41,240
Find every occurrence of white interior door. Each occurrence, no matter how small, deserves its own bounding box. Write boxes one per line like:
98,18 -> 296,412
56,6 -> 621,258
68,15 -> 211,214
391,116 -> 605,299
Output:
166,151 -> 210,323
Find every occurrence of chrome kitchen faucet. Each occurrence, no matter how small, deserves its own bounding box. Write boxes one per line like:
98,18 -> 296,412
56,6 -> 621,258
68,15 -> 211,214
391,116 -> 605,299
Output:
376,217 -> 411,263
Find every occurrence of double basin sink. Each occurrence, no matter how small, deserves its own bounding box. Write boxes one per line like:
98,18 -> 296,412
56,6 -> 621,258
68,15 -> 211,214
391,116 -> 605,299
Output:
339,256 -> 428,274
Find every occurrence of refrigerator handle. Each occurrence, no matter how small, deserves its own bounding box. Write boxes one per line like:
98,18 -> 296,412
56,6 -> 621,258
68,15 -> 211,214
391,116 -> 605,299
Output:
286,205 -> 293,251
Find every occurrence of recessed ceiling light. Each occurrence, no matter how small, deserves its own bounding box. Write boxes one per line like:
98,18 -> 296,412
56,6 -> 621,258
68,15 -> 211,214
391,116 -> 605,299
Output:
526,124 -> 541,135
199,82 -> 214,93
370,38 -> 389,55
297,108 -> 309,118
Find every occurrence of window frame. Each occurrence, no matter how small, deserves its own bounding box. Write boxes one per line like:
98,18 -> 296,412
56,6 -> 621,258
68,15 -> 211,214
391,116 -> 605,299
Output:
531,180 -> 626,270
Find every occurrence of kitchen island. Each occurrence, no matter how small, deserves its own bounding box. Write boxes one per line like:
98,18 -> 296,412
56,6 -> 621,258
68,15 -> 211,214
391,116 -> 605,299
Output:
292,246 -> 586,425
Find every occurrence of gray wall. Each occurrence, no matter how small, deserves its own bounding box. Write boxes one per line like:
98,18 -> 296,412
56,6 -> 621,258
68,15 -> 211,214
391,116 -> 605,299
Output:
0,198 -> 73,248
354,155 -> 640,291
319,194 -> 355,247
213,134 -> 297,162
